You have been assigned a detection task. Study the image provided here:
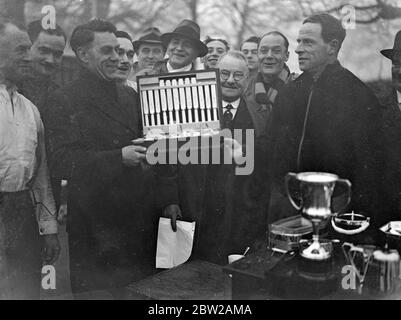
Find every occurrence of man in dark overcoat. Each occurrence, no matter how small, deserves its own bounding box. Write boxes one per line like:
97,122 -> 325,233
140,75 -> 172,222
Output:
268,13 -> 386,228
43,19 -> 178,295
197,51 -> 269,264
378,30 -> 401,223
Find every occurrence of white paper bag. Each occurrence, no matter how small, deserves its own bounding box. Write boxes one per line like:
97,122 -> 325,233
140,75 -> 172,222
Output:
156,217 -> 196,269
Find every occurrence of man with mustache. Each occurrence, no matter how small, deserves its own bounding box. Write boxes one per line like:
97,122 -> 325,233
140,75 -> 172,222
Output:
43,19 -> 178,295
18,20 -> 66,113
197,51 -> 269,264
203,36 -> 230,70
240,36 -> 260,78
268,13 -> 386,228
0,19 -> 59,299
378,30 -> 401,223
115,30 -> 136,88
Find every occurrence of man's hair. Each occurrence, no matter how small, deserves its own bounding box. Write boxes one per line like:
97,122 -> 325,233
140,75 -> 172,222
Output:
303,13 -> 346,50
115,30 -> 132,42
240,36 -> 260,50
27,19 -> 67,44
0,18 -> 26,37
259,31 -> 289,50
219,50 -> 248,65
204,36 -> 230,51
70,18 -> 116,54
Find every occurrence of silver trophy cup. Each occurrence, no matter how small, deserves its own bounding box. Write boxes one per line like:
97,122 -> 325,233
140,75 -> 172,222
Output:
285,172 -> 351,260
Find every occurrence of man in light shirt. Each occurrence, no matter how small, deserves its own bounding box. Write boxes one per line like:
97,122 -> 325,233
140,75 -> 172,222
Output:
0,19 -> 59,299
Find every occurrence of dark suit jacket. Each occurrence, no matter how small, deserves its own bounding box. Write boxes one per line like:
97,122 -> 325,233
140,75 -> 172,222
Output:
380,88 -> 401,222
43,69 -> 177,292
197,98 -> 268,264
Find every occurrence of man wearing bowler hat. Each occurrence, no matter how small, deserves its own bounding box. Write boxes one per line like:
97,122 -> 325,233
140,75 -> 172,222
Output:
379,30 -> 401,223
153,19 -> 208,74
131,27 -> 165,79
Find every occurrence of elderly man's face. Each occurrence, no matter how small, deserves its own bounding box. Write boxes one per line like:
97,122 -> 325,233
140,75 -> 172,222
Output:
258,34 -> 289,77
115,37 -> 135,81
218,55 -> 249,102
296,23 -> 332,75
137,43 -> 164,70
392,53 -> 401,93
0,23 -> 32,83
241,42 -> 258,72
84,31 -> 119,81
30,31 -> 65,77
204,40 -> 227,69
167,37 -> 198,69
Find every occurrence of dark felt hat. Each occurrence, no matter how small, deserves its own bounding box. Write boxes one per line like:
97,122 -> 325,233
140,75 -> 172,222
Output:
133,27 -> 164,52
381,30 -> 401,60
161,19 -> 208,57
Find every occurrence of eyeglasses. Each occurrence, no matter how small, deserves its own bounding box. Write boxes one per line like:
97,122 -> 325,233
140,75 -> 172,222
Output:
220,70 -> 246,81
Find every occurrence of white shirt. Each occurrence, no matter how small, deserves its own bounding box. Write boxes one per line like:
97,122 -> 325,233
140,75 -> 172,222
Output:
397,90 -> 401,104
222,98 -> 241,119
166,61 -> 193,73
0,84 -> 57,235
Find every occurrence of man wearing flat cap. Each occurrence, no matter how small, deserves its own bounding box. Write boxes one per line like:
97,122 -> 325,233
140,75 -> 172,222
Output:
379,30 -> 401,223
154,19 -> 208,73
131,27 -> 165,80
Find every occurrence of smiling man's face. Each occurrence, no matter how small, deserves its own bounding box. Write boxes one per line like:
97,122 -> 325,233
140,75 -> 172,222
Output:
30,31 -> 65,77
84,31 -> 119,81
258,34 -> 289,78
218,55 -> 249,102
115,36 -> 134,81
167,37 -> 198,69
0,23 -> 32,83
204,40 -> 227,69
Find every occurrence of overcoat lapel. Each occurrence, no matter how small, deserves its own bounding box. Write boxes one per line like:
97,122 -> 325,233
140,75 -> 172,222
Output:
81,70 -> 136,133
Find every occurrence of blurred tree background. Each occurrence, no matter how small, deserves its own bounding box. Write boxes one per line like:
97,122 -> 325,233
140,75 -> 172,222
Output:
1,0 -> 401,81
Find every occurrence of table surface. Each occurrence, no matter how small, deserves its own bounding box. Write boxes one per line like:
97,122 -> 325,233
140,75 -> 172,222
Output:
126,260 -> 231,300
223,246 -> 401,300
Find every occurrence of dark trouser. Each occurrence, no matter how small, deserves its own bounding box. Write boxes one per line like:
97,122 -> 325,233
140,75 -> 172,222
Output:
0,191 -> 41,299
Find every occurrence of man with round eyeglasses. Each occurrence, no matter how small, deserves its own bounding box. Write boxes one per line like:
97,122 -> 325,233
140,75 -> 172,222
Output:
196,51 -> 269,264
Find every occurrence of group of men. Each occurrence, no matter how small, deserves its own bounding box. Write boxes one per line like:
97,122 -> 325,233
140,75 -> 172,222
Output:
1,11 -> 401,299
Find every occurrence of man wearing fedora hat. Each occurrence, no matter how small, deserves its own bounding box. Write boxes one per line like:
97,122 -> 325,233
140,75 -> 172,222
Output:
151,19 -> 209,232
131,27 -> 165,80
153,19 -> 208,74
379,30 -> 401,223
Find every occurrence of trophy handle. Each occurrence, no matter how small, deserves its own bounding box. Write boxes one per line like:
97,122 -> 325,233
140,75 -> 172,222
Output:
331,179 -> 352,215
285,172 -> 302,210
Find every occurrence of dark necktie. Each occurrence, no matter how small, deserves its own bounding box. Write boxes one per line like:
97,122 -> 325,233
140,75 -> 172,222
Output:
223,104 -> 234,130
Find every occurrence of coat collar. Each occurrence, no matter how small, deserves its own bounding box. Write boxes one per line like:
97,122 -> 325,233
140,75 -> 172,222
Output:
78,67 -> 135,132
